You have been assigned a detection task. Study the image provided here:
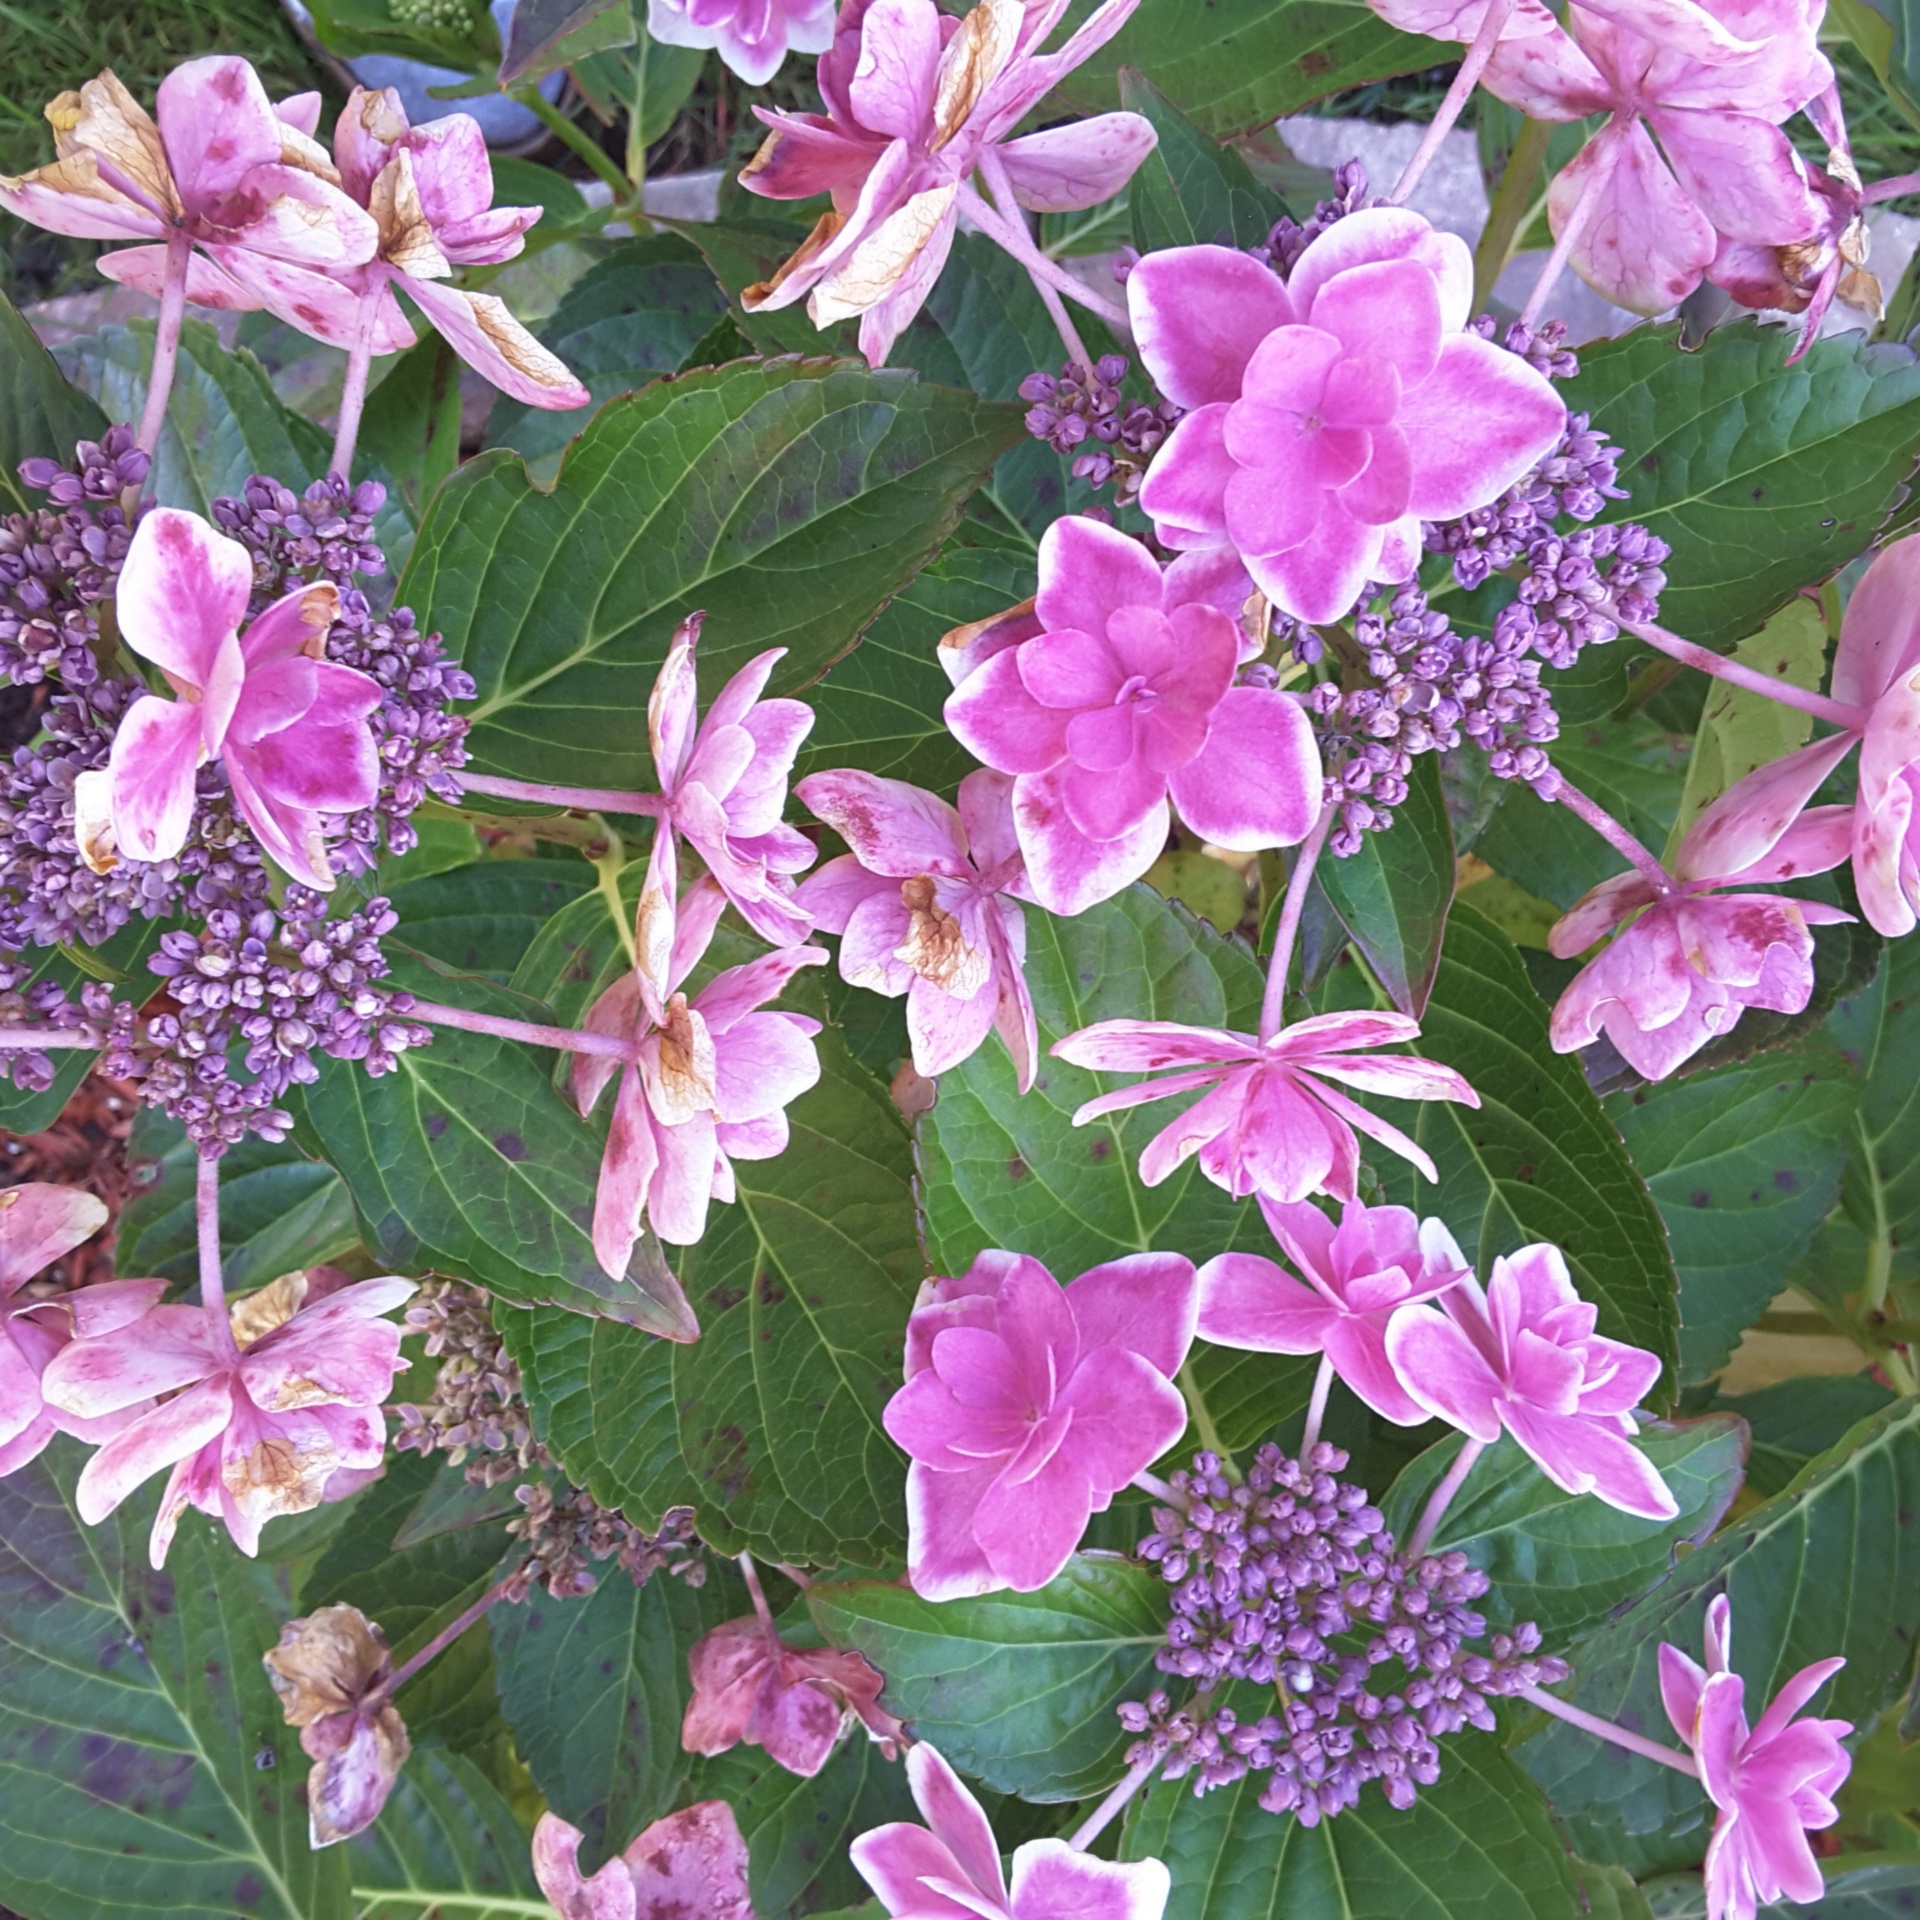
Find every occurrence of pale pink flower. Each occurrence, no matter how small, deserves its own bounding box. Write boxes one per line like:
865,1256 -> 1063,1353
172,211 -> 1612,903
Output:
532,1804 -> 755,1920
95,508 -> 381,891
1197,1197 -> 1470,1425
940,516 -> 1321,913
574,880 -> 827,1269
649,0 -> 836,84
796,767 -> 1037,1089
738,0 -> 1156,364
1383,1242 -> 1677,1519
884,1249 -> 1197,1600
853,1743 -> 1171,1920
41,1268 -> 414,1567
1052,1010 -> 1480,1205
1481,0 -> 1831,315
1658,1596 -> 1851,1920
1129,210 -> 1566,627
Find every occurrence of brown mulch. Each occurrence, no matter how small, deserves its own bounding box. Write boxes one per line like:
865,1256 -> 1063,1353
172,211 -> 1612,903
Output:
1,1068 -> 139,1288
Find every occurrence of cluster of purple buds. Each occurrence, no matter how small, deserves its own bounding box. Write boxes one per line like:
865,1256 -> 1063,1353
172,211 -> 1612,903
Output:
1263,160 -> 1372,277
1019,356 -> 1185,507
1122,1445 -> 1564,1823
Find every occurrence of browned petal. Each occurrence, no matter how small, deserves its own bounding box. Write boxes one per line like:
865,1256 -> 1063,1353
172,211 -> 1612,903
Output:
229,1269 -> 310,1347
307,1704 -> 411,1847
939,594 -> 1037,661
895,875 -> 992,995
54,71 -> 179,217
743,207 -> 845,310
464,290 -> 583,389
292,581 -> 342,658
264,1602 -> 395,1726
655,993 -> 719,1121
930,0 -> 1023,150
809,184 -> 955,326
71,768 -> 119,876
370,150 -> 450,279
1839,262 -> 1884,319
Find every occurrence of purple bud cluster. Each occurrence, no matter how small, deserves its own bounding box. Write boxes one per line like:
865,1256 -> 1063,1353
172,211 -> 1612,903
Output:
1263,160 -> 1372,278
1019,356 -> 1184,507
1122,1444 -> 1565,1824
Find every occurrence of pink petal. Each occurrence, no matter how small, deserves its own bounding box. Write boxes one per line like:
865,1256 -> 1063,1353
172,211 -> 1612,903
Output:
712,1011 -> 822,1122
1290,207 -> 1475,334
1138,404 -> 1237,548
0,1185 -> 109,1294
626,1801 -> 755,1919
1322,1316 -> 1431,1425
74,1376 -> 234,1524
1383,1305 -> 1505,1441
908,971 -> 1001,1077
1064,1252 -> 1198,1379
0,176 -> 165,244
1647,108 -> 1823,245
1127,245 -> 1296,409
1573,0 -> 1766,58
1551,870 -> 1660,956
215,165 -> 380,270
202,250 -> 417,352
1168,687 -> 1321,850
39,1303 -> 218,1418
848,0 -> 940,137
1012,767 -> 1168,915
1482,22 -> 1618,117
533,1812 -> 638,1920
1695,1668 -> 1751,1806
156,57 -> 285,207
795,770 -> 970,877
1400,334 -> 1566,522
1834,533 -> 1920,709
1502,1403 -> 1680,1518
398,277 -> 591,409
1559,120 -> 1717,316
1243,496 -> 1384,627
903,1458 -> 1003,1600
1853,776 -> 1918,937
397,111 -> 494,233
95,244 -> 263,313
740,109 -> 885,201
224,752 -> 334,891
1055,1019 -> 1252,1072
1749,1655 -> 1848,1750
1034,513 -> 1167,640
1056,1345 -> 1189,1489
945,648 -> 1074,774
1307,258 -> 1443,387
907,1743 -> 1008,1907
117,507 -> 254,691
693,946 -> 827,1032
1195,1253 -> 1338,1354
1010,1839 -> 1171,1920
647,1109 -> 719,1246
972,1444 -> 1095,1591
1660,1642 -> 1709,1746
999,113 -> 1159,213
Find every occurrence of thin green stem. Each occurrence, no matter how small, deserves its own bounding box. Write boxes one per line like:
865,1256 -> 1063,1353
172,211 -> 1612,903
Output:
354,1901 -> 555,1918
515,86 -> 631,200
1176,1360 -> 1240,1481
626,36 -> 650,199
592,818 -> 637,967
1859,1109 -> 1894,1318
1473,115 -> 1554,311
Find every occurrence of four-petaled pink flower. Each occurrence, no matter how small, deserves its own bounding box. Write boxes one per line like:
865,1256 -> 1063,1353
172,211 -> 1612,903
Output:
1481,0 -> 1830,315
942,516 -> 1321,914
853,1742 -> 1171,1920
1384,1242 -> 1677,1519
796,767 -> 1037,1089
884,1249 -> 1197,1600
738,0 -> 1156,364
42,1267 -> 413,1567
1053,1011 -> 1480,1204
1658,1595 -> 1852,1920
1198,1197 -> 1470,1425
649,0 -> 836,84
94,508 -> 382,891
1129,210 -> 1566,627
532,1803 -> 755,1920
576,879 -> 827,1271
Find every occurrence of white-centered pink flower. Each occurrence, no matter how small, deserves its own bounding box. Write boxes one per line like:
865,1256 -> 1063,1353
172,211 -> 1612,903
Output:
1384,1243 -> 1677,1519
853,1743 -> 1171,1920
1198,1197 -> 1471,1425
41,1267 -> 413,1567
649,0 -> 836,84
95,507 -> 382,890
1129,211 -> 1567,627
533,1803 -> 755,1920
1053,1011 -> 1480,1204
1658,1596 -> 1852,1920
884,1249 -> 1197,1600
797,767 -> 1037,1089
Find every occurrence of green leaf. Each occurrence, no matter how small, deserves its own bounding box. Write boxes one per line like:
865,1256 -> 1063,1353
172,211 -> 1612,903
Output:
305,0 -> 500,69
1119,68 -> 1288,252
349,1748 -> 540,1920
400,357 -> 1020,789
374,817 -> 485,891
1147,849 -> 1251,935
487,158 -> 593,237
500,0 -> 632,84
0,1439 -> 349,1920
809,1556 -> 1166,1800
360,335 -> 466,522
0,287 -> 109,512
1119,1734 -> 1580,1919
1832,937 -> 1920,1299
1516,1398 -> 1920,1876
385,857 -> 595,984
1605,1041 -> 1860,1381
1645,1861 -> 1920,1919
1378,1420 -> 1746,1642
1715,1374 -> 1896,1498
674,217 -> 859,359
1566,319 -> 1920,653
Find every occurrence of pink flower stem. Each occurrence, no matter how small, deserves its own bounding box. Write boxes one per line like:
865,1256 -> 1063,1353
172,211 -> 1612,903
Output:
1516,124 -> 1620,332
1067,1748 -> 1162,1851
196,1150 -> 244,1365
369,1568 -> 526,1709
1547,776 -> 1676,896
1612,608 -> 1867,731
0,1026 -> 102,1049
458,770 -> 667,817
738,1550 -> 779,1637
1866,172 -> 1920,203
1259,804 -> 1334,1043
1388,0 -> 1518,207
1131,1468 -> 1186,1509
408,997 -> 637,1060
329,283 -> 384,481
958,175 -> 1132,334
1518,1684 -> 1702,1777
131,232 -> 192,477
1406,1436 -> 1485,1558
1299,1353 -> 1336,1456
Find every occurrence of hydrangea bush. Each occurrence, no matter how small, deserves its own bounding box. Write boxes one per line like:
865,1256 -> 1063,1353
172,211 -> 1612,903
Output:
0,3 -> 1915,1917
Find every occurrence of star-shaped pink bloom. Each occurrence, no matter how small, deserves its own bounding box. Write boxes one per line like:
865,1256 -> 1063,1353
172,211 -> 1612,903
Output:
1659,1596 -> 1852,1920
648,0 -> 836,83
94,507 -> 382,890
1384,1242 -> 1677,1519
941,516 -> 1321,914
1198,1196 -> 1470,1425
41,1268 -> 414,1567
532,1803 -> 755,1920
796,767 -> 1037,1089
853,1743 -> 1171,1920
884,1249 -> 1197,1601
1052,1010 -> 1480,1204
1129,210 -> 1567,627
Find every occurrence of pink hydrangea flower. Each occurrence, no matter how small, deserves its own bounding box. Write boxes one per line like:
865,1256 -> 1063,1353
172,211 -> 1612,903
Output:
940,516 -> 1321,914
738,0 -> 1156,364
575,880 -> 827,1269
1197,1197 -> 1470,1425
852,1743 -> 1171,1920
1384,1242 -> 1677,1519
532,1803 -> 755,1920
41,1267 -> 414,1567
649,0 -> 836,84
1481,0 -> 1830,314
1659,1596 -> 1852,1920
1052,1010 -> 1480,1204
1129,211 -> 1566,627
884,1249 -> 1197,1600
796,767 -> 1037,1089
93,508 -> 381,891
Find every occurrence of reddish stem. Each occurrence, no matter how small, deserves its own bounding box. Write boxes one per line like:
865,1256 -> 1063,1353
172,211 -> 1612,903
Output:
1615,609 -> 1866,731
459,771 -> 667,817
1259,805 -> 1333,1043
368,1569 -> 525,1709
1406,1437 -> 1485,1559
133,233 -> 192,473
408,998 -> 637,1059
197,1151 -> 243,1364
1548,777 -> 1675,896
330,282 -> 383,482
1517,125 -> 1618,331
1518,1684 -> 1701,1776
1388,0 -> 1518,207
1068,1750 -> 1162,1851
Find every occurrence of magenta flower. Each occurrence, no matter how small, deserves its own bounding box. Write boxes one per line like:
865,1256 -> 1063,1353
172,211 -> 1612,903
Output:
1129,211 -> 1566,626
1481,0 -> 1830,314
575,880 -> 827,1270
649,0 -> 835,84
941,516 -> 1321,913
853,1743 -> 1171,1920
532,1803 -> 754,1920
41,1269 -> 413,1567
1053,1011 -> 1480,1205
884,1249 -> 1197,1600
1197,1197 -> 1470,1425
97,509 -> 381,889
1659,1596 -> 1851,1920
796,767 -> 1037,1089
1384,1243 -> 1677,1519
738,0 -> 1156,364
